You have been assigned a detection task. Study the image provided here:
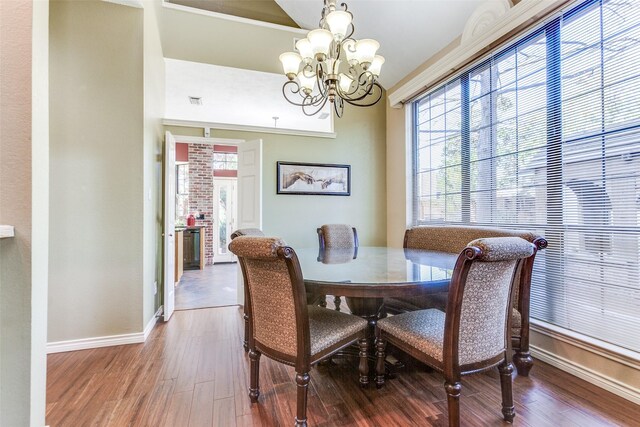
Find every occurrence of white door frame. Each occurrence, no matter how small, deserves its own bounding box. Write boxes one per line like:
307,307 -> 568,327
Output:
163,131 -> 177,321
163,135 -> 262,315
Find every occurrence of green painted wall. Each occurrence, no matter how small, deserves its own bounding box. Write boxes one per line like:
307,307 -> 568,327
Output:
49,0 -> 144,342
165,99 -> 387,249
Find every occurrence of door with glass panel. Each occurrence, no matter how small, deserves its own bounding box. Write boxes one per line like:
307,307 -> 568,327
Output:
213,178 -> 237,263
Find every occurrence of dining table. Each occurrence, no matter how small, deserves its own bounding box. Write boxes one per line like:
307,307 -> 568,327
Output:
296,246 -> 459,334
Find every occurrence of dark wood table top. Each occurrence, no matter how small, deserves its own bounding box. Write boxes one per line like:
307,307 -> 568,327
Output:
296,246 -> 458,298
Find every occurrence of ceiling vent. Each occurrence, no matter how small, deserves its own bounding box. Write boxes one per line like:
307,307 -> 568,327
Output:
318,112 -> 330,120
188,96 -> 203,105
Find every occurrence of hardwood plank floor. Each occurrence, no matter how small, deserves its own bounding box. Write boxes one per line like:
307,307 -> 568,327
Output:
46,306 -> 640,426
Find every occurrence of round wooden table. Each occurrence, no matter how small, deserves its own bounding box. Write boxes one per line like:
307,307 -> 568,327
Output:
297,246 -> 458,326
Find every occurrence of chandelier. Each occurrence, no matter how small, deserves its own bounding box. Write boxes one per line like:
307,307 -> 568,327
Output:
279,0 -> 384,118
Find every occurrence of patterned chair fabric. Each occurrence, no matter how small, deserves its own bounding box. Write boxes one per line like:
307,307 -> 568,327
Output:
230,237 -> 298,356
316,224 -> 358,312
379,237 -> 535,365
228,236 -> 370,426
391,225 -> 547,376
318,224 -> 358,249
375,237 -> 536,426
230,228 -> 265,239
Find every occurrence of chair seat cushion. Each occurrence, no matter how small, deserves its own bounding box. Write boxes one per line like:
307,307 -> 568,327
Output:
377,309 -> 446,363
308,306 -> 368,356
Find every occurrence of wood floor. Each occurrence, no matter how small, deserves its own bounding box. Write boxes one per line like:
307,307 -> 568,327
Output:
46,306 -> 640,426
175,263 -> 237,310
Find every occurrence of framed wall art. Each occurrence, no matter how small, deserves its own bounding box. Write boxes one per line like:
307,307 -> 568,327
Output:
276,161 -> 351,196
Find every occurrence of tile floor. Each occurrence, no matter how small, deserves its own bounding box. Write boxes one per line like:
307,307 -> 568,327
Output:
175,263 -> 238,310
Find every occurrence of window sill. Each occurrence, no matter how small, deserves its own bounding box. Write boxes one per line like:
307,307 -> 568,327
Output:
530,318 -> 640,368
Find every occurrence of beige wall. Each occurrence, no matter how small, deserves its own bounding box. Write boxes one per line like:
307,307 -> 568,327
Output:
143,1 -> 165,328
0,0 -> 48,424
165,98 -> 387,249
49,0 -> 145,342
385,34 -> 463,248
157,3 -> 305,74
385,103 -> 411,248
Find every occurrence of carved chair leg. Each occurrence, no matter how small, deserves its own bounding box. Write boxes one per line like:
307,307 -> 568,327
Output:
498,360 -> 516,422
248,349 -> 261,403
444,381 -> 461,427
375,335 -> 386,389
513,350 -> 533,376
358,337 -> 370,388
334,296 -> 341,312
243,313 -> 250,353
295,372 -> 310,427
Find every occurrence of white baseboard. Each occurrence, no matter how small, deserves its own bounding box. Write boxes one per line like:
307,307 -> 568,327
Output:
48,306 -> 164,354
531,345 -> 640,405
47,332 -> 145,354
144,306 -> 163,340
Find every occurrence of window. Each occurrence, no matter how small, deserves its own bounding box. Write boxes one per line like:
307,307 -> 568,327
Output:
176,163 -> 189,219
413,0 -> 640,353
213,152 -> 238,170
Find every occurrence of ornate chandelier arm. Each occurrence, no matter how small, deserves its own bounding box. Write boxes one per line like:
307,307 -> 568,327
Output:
337,71 -> 377,102
342,81 -> 383,107
302,94 -> 330,117
333,96 -> 345,118
282,80 -> 325,108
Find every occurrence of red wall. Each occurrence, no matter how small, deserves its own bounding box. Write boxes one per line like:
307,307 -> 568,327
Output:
176,143 -> 189,162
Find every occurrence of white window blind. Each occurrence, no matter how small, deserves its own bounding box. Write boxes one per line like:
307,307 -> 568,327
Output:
413,0 -> 640,353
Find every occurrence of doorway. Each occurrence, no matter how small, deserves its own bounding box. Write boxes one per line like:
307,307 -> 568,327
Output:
212,177 -> 237,264
163,134 -> 262,318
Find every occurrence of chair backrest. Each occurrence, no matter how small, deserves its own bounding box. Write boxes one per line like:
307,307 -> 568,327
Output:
404,225 -> 542,253
444,237 -> 535,371
228,236 -> 310,368
230,228 -> 265,240
404,225 -> 547,304
317,224 -> 358,250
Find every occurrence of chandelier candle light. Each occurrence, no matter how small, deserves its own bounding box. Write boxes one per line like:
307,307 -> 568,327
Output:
279,0 -> 384,117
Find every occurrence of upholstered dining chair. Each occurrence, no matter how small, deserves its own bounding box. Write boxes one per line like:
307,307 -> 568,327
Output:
229,236 -> 370,427
317,224 -> 358,310
230,228 -> 265,353
375,237 -> 536,427
317,223 -> 359,250
385,225 -> 547,376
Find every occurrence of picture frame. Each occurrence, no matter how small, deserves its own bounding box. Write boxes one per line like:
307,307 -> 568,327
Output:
276,161 -> 351,196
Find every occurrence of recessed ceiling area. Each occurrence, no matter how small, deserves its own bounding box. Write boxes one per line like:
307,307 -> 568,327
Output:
164,58 -> 333,134
275,0 -> 486,88
167,0 -> 299,28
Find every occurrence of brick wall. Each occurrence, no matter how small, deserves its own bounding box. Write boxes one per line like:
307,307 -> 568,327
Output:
188,144 -> 214,265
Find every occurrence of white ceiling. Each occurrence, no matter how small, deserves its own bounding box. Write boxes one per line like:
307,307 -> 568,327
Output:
164,58 -> 333,133
275,0 -> 487,88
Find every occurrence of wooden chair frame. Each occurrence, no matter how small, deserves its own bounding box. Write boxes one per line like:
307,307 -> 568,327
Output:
397,227 -> 548,376
376,244 -> 530,426
230,228 -> 265,353
237,244 -> 369,427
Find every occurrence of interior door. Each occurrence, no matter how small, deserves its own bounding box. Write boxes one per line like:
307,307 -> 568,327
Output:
213,178 -> 237,263
236,139 -> 263,304
163,131 -> 177,321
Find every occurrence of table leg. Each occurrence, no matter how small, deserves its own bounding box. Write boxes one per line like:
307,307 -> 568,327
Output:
344,297 -> 403,378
